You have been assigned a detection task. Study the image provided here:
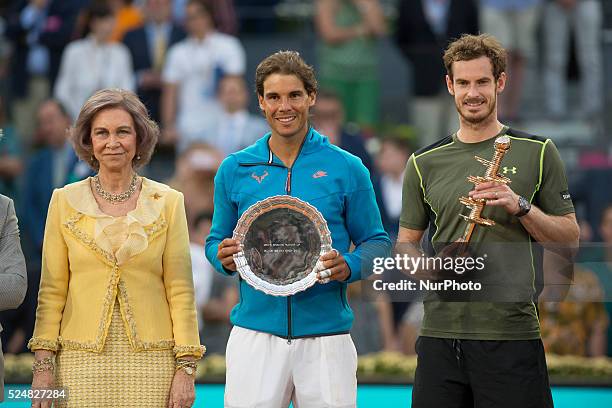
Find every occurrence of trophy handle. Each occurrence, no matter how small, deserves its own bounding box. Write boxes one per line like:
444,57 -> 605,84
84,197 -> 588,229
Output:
458,136 -> 512,247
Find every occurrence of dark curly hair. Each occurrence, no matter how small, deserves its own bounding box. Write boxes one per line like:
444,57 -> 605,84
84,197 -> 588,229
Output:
255,51 -> 317,97
443,34 -> 507,81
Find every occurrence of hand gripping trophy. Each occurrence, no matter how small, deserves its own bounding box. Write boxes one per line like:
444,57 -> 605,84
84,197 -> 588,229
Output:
457,135 -> 512,252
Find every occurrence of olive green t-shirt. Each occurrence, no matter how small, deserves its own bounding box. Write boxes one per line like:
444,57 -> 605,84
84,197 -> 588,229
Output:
400,127 -> 575,340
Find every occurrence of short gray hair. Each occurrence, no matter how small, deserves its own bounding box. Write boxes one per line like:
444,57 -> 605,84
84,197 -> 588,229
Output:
71,89 -> 159,171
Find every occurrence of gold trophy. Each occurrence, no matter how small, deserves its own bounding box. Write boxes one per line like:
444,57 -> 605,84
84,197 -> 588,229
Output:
458,135 -> 512,250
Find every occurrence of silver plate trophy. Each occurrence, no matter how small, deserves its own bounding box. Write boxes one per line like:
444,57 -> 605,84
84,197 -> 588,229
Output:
232,195 -> 332,296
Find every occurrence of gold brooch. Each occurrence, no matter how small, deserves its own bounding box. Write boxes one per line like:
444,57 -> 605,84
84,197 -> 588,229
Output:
152,193 -> 161,200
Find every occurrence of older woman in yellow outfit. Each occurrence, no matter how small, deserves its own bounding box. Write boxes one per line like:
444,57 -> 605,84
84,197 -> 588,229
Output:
29,89 -> 205,408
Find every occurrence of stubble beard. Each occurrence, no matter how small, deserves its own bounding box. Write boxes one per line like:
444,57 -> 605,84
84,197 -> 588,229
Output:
456,95 -> 497,126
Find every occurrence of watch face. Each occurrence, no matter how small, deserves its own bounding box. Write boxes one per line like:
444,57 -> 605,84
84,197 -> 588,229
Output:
517,196 -> 530,216
184,367 -> 194,375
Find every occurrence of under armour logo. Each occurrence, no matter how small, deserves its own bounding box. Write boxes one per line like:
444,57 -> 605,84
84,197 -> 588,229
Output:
502,166 -> 517,174
312,170 -> 327,179
251,171 -> 269,184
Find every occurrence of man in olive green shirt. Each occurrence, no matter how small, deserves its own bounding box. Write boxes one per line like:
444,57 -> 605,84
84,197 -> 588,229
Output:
398,34 -> 579,408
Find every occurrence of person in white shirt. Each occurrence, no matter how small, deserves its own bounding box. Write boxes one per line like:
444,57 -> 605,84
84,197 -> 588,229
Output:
180,75 -> 269,154
188,210 -> 238,353
53,3 -> 135,120
161,0 -> 245,147
375,134 -> 412,240
189,211 -> 214,328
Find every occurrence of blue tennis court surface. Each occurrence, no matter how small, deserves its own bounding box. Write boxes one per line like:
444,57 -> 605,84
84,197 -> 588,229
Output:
3,384 -> 611,407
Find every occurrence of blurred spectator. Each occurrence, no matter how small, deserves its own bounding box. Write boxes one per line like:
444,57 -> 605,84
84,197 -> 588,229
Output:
22,99 -> 91,254
315,0 -> 387,129
374,132 -> 413,241
395,0 -> 478,147
161,0 -> 245,147
348,283 -> 397,354
480,0 -> 541,122
234,0 -> 281,34
189,211 -> 214,332
600,205 -> 612,357
543,0 -> 603,119
167,142 -> 223,223
189,211 -> 237,354
0,13 -> 12,94
173,0 -> 240,31
205,0 -> 238,36
398,301 -> 424,355
123,0 -> 186,123
579,217 -> 594,242
580,204 -> 612,356
182,74 -> 269,154
311,88 -> 374,174
5,0 -> 84,143
539,265 -> 608,356
108,0 -> 143,42
1,99 -> 90,354
171,0 -> 188,25
0,95 -> 23,200
570,168 -> 612,241
54,2 -> 135,120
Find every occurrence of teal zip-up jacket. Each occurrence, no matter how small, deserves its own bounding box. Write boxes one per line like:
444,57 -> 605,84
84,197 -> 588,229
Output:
205,128 -> 391,339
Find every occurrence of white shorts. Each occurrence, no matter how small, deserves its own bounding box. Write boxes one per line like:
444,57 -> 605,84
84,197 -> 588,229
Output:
224,326 -> 358,408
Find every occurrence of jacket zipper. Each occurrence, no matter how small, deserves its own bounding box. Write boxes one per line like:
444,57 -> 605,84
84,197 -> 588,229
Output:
284,136 -> 306,344
286,168 -> 292,194
286,296 -> 292,344
241,131 -> 311,345
286,165 -> 293,343
240,155 -> 296,344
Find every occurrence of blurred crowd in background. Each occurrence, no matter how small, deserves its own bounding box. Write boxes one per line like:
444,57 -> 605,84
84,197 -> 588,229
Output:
0,0 -> 611,360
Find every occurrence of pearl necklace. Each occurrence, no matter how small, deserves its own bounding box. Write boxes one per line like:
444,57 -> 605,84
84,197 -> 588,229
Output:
92,174 -> 139,204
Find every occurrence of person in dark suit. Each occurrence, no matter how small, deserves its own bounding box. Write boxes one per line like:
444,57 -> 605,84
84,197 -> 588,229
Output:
5,0 -> 86,141
311,89 -> 375,175
22,100 -> 91,254
395,0 -> 478,147
0,194 -> 27,402
1,100 -> 89,357
122,0 -> 186,123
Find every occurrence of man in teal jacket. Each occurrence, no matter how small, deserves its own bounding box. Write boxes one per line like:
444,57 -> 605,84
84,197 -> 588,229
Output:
205,51 -> 390,408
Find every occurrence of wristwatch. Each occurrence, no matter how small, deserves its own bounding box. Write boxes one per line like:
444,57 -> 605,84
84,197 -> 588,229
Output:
176,359 -> 197,377
182,366 -> 195,377
515,196 -> 531,217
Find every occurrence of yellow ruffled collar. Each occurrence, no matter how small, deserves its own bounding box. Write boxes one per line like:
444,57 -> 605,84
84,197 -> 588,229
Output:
63,177 -> 171,265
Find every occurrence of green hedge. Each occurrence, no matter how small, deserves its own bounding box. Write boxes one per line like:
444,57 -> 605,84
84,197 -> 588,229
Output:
6,352 -> 612,384
356,352 -> 612,383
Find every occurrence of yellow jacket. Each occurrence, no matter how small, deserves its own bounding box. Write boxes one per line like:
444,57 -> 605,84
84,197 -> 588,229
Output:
28,178 -> 204,359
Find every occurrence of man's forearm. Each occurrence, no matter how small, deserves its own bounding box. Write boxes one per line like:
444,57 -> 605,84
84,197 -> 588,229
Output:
519,206 -> 579,250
